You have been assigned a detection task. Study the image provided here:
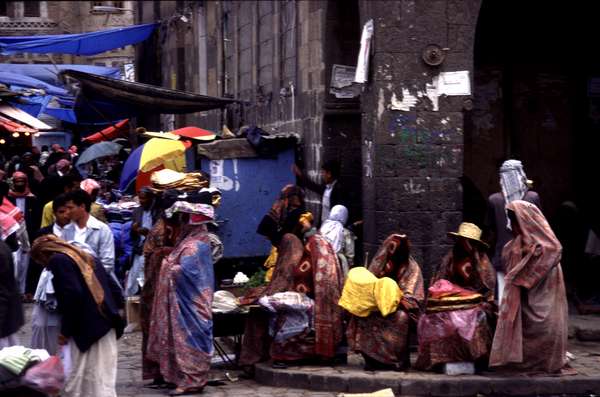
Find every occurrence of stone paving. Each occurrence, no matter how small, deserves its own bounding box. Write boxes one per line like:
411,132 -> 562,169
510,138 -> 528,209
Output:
12,304 -> 600,396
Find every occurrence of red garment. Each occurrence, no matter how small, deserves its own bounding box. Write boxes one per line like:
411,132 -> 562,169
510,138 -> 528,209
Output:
490,200 -> 568,373
416,245 -> 496,370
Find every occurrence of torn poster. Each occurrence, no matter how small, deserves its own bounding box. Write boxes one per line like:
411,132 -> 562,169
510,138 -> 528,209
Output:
330,64 -> 361,98
354,19 -> 374,84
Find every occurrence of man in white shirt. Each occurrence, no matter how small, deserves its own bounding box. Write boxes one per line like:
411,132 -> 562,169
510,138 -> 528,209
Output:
61,189 -> 115,276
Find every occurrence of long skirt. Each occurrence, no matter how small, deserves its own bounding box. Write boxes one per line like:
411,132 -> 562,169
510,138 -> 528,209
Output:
415,306 -> 493,370
347,310 -> 410,365
63,329 -> 118,397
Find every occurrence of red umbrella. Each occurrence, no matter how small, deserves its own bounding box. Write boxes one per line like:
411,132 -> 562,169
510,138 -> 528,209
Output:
82,119 -> 129,143
170,126 -> 216,141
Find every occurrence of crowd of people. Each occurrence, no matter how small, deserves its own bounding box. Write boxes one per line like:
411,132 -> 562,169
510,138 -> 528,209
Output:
0,144 -> 573,396
238,158 -> 569,377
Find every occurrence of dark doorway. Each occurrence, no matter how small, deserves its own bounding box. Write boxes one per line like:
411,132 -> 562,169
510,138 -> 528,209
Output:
467,1 -> 600,299
467,1 -> 600,222
321,0 -> 363,259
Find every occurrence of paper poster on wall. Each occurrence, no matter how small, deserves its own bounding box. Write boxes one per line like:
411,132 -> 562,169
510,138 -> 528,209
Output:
209,159 -> 234,191
436,71 -> 471,96
330,64 -> 361,98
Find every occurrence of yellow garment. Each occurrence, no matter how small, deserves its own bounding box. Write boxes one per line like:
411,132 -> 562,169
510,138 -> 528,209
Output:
263,246 -> 278,282
338,267 -> 403,317
41,201 -> 54,228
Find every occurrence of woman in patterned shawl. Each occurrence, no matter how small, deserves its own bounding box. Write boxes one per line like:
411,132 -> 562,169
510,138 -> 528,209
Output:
346,234 -> 424,371
239,212 -> 344,368
490,200 -> 567,373
416,222 -> 496,371
146,202 -> 221,396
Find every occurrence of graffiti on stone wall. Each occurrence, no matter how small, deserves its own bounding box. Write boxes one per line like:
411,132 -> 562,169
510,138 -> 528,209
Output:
387,112 -> 459,167
403,178 -> 426,194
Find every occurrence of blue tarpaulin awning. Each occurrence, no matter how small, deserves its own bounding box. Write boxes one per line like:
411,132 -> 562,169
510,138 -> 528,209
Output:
0,64 -> 120,85
0,23 -> 158,55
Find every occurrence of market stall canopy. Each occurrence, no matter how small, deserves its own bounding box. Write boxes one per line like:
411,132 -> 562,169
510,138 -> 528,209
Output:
140,126 -> 216,142
0,64 -> 120,85
0,103 -> 52,130
82,119 -> 129,143
60,70 -> 239,114
0,23 -> 158,55
0,115 -> 37,134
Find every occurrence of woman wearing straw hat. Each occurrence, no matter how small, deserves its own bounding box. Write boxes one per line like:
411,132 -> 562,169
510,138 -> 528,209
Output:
415,222 -> 497,372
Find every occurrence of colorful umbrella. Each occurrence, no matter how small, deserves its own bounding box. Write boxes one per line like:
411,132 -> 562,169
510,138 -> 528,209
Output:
82,119 -> 129,143
119,138 -> 191,192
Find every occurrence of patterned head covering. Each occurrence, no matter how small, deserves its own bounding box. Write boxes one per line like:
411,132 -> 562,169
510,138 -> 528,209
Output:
31,235 -> 105,308
165,201 -> 215,224
499,160 -> 528,205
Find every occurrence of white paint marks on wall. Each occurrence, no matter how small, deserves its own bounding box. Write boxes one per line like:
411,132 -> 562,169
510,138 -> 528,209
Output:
403,178 -> 426,194
389,89 -> 418,111
232,158 -> 240,192
377,88 -> 385,121
209,160 -> 234,191
364,139 -> 373,178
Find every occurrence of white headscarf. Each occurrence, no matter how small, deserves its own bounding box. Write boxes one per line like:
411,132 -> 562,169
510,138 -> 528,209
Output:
499,160 -> 528,205
319,205 -> 348,253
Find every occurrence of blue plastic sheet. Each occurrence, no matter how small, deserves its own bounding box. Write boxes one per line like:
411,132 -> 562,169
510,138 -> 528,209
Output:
0,64 -> 120,85
0,23 -> 158,55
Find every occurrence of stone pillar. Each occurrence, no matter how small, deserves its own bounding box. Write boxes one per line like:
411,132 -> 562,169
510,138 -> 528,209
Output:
359,0 -> 481,279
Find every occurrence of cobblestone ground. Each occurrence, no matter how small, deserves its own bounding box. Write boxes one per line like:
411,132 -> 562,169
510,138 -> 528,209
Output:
14,304 -> 600,396
15,304 -> 335,397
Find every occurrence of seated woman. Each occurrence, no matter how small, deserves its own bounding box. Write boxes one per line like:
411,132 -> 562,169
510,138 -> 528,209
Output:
490,200 -> 568,374
345,234 -> 424,371
239,212 -> 344,369
416,222 -> 496,371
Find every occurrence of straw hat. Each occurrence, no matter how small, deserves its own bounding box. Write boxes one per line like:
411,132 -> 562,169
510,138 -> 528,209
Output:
448,222 -> 489,248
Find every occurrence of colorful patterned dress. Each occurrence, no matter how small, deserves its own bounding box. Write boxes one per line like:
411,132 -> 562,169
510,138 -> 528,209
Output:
146,226 -> 217,389
140,218 -> 172,380
346,234 -> 424,366
416,240 -> 496,370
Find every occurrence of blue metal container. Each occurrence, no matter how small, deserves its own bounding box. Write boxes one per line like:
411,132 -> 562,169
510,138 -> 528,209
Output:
201,148 -> 295,258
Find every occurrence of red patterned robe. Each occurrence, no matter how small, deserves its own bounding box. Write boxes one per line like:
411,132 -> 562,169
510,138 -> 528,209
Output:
346,234 -> 424,366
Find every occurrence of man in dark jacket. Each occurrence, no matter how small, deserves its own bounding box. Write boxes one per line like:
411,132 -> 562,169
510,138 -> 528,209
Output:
293,160 -> 348,226
0,233 -> 24,347
30,235 -> 124,396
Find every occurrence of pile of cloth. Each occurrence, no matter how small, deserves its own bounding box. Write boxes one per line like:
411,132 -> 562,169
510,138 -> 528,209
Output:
338,266 -> 403,318
149,169 -> 208,192
425,279 -> 484,313
0,346 -> 64,395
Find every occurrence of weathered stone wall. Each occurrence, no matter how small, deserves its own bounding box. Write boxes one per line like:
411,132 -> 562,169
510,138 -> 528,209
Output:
359,0 -> 481,279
